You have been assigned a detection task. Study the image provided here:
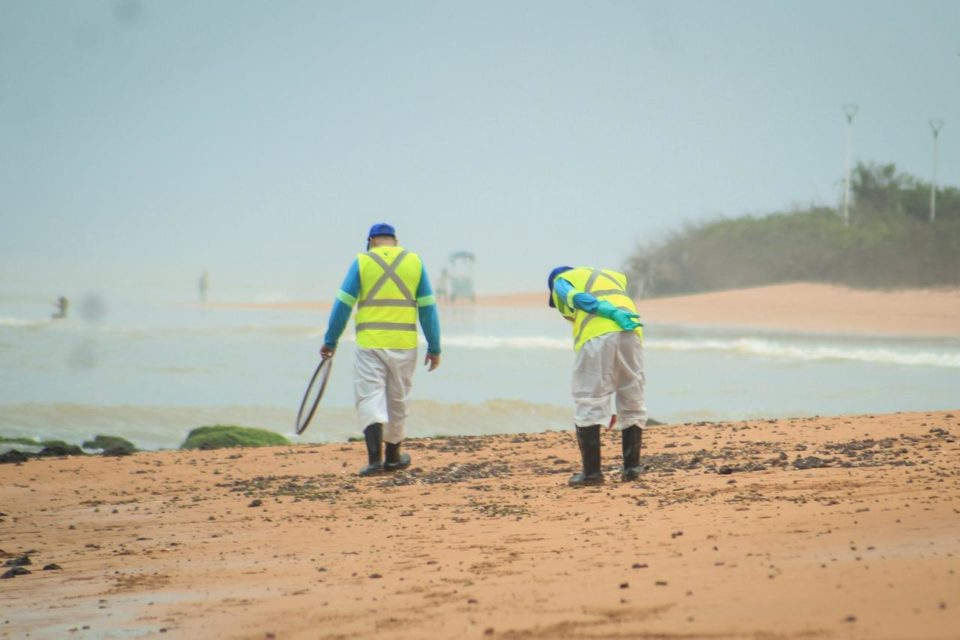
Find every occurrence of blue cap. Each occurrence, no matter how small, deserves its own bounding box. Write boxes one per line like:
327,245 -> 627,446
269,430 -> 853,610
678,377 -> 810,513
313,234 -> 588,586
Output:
547,266 -> 573,307
367,223 -> 396,240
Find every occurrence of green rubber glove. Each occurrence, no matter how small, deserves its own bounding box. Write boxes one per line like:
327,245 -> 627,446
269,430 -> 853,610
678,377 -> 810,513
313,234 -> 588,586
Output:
611,308 -> 642,330
596,301 -> 642,330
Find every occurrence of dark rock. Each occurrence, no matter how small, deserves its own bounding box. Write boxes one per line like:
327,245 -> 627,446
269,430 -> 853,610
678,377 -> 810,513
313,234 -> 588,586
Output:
4,554 -> 31,567
248,499 -> 263,508
0,450 -> 31,464
102,445 -> 134,457
43,563 -> 62,571
794,456 -> 827,470
38,442 -> 85,457
1,567 -> 31,579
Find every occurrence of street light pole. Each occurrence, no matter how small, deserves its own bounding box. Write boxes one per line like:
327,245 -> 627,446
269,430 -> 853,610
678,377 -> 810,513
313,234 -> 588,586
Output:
842,104 -> 859,226
929,119 -> 944,222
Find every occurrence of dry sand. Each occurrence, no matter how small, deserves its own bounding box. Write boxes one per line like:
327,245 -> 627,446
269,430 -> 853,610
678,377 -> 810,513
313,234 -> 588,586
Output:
638,283 -> 960,337
3,411 -> 959,639
200,283 -> 960,337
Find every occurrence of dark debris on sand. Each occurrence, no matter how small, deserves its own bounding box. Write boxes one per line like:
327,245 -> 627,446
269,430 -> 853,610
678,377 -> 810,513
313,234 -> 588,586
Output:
218,474 -> 358,504
379,460 -> 511,487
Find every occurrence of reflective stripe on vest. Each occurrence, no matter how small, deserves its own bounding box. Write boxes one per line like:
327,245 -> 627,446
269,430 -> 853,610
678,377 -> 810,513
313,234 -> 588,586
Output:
554,267 -> 642,351
355,247 -> 423,349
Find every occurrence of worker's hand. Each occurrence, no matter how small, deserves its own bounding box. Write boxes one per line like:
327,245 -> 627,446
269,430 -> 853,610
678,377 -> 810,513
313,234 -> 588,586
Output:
320,344 -> 335,360
424,353 -> 441,371
610,309 -> 642,331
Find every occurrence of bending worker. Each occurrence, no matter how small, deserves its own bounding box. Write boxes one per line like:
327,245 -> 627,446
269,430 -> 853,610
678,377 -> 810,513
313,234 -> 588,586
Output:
321,223 -> 441,476
547,266 -> 646,486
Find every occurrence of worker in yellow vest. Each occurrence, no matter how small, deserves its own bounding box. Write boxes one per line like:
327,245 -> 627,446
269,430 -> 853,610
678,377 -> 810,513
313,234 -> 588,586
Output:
321,223 -> 441,476
548,265 -> 646,486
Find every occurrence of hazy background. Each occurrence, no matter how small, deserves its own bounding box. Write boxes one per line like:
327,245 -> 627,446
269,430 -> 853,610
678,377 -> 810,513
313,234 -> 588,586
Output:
2,0 -> 958,303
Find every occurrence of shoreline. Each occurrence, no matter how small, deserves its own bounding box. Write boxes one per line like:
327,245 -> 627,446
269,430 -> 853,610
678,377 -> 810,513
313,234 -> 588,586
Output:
194,282 -> 960,338
2,410 -> 958,638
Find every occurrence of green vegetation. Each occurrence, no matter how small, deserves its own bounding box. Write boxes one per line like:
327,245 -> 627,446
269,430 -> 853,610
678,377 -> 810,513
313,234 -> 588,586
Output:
82,435 -> 136,452
0,436 -> 42,447
180,425 -> 290,450
625,162 -> 960,296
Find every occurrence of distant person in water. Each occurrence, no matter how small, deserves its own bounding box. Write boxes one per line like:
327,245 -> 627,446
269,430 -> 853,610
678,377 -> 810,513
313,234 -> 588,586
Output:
51,296 -> 68,320
198,271 -> 209,303
321,223 -> 442,476
547,266 -> 646,487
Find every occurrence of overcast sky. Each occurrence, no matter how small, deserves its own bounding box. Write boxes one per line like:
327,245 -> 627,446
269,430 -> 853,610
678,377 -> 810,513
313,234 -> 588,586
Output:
2,0 -> 958,301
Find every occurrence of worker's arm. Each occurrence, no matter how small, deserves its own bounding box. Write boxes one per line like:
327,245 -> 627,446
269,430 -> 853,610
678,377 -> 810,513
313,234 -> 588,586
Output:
553,278 -> 641,330
553,277 -> 601,313
416,268 -> 441,370
321,260 -> 361,355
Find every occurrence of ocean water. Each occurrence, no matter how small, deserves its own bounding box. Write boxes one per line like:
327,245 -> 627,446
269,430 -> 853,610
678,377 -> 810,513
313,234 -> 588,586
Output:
1,295 -> 958,450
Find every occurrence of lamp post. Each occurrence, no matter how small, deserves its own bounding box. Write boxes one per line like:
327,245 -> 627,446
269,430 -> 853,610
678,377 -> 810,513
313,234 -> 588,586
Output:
842,104 -> 859,226
929,119 -> 944,222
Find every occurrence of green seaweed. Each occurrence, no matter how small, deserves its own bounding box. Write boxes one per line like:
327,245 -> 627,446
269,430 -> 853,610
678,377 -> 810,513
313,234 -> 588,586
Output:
180,425 -> 290,450
0,436 -> 42,446
82,435 -> 136,452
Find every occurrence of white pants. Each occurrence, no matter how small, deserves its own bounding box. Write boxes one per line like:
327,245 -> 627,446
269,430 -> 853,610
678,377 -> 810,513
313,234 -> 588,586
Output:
354,348 -> 418,444
572,331 -> 646,429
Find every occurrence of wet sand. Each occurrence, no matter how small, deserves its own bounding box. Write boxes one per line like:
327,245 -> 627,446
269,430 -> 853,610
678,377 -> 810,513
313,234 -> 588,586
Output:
3,410 -> 958,639
201,283 -> 960,337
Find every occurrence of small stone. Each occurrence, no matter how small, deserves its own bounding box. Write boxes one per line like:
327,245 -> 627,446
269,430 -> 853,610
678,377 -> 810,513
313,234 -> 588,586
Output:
4,554 -> 31,567
619,582 -> 629,589
1,567 -> 31,579
43,564 -> 62,571
632,563 -> 648,569
248,499 -> 263,508
369,573 -> 382,579
843,615 -> 857,623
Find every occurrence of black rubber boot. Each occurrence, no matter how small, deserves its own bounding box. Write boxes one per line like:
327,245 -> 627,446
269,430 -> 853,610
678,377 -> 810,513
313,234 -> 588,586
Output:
358,423 -> 384,476
384,441 -> 411,472
621,425 -> 643,481
569,425 -> 604,487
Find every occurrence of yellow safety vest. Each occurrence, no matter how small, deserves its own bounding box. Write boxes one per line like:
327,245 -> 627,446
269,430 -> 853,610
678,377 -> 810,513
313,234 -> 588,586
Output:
355,246 -> 423,349
551,267 -> 643,351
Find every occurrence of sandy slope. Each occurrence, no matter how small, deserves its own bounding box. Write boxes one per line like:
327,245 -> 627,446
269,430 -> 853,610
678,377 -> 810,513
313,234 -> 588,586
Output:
638,283 -> 960,337
201,283 -> 960,337
2,411 -> 959,639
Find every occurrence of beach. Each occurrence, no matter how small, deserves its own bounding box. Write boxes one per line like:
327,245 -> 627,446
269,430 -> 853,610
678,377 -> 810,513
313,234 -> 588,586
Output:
2,283 -> 960,638
2,410 -> 959,639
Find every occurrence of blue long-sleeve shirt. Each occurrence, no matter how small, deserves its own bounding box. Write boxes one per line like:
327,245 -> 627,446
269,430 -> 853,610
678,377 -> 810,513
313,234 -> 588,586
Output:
323,258 -> 441,354
553,277 -> 602,314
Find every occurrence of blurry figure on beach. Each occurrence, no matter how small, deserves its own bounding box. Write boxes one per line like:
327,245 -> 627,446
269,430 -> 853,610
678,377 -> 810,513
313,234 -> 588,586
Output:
548,266 -> 646,486
435,268 -> 450,302
321,223 -> 442,476
198,271 -> 209,303
448,250 -> 476,303
51,296 -> 68,320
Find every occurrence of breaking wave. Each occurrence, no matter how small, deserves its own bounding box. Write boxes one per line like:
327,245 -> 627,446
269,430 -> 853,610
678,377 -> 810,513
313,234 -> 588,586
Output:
650,337 -> 960,368
443,334 -> 960,368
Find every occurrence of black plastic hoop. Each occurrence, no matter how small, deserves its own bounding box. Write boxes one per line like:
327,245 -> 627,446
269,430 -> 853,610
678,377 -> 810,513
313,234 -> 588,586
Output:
295,356 -> 334,435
